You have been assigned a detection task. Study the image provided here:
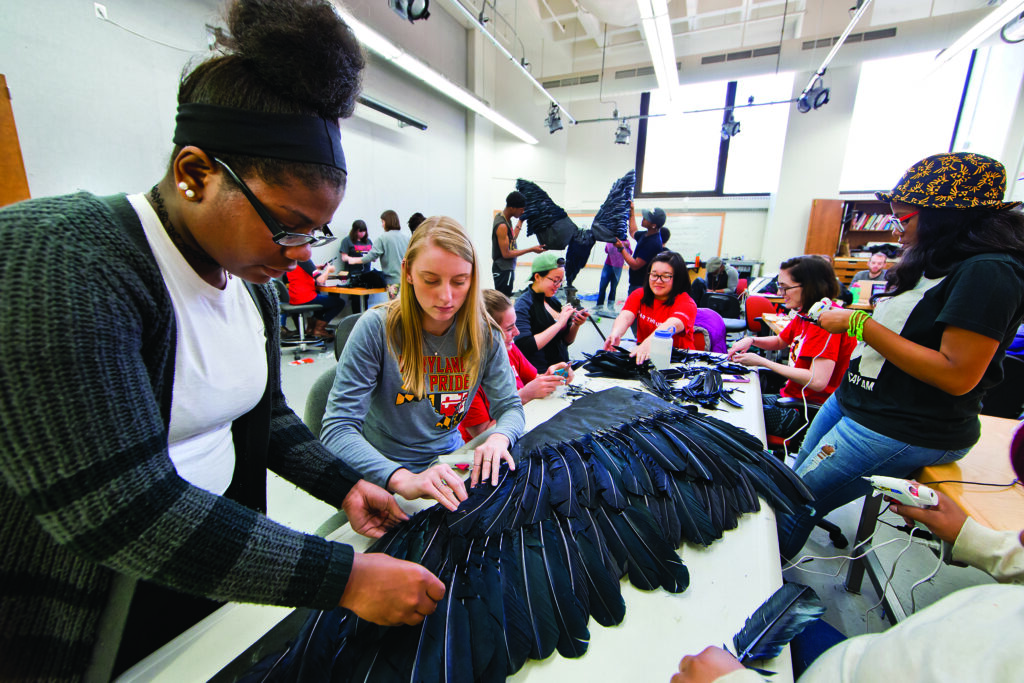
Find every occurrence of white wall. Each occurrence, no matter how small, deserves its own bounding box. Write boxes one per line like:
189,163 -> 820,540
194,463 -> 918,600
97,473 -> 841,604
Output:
1,0 -> 471,266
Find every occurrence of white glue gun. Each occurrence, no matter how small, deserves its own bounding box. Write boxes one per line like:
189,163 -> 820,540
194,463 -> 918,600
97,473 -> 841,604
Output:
864,476 -> 938,508
806,298 -> 836,322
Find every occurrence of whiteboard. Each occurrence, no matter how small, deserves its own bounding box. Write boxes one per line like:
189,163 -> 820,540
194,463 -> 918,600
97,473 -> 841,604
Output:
566,212 -> 724,268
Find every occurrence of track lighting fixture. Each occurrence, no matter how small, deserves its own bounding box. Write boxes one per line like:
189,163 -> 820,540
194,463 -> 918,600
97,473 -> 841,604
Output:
388,0 -> 429,23
721,111 -> 740,139
614,119 -> 631,145
545,102 -> 563,134
797,77 -> 830,113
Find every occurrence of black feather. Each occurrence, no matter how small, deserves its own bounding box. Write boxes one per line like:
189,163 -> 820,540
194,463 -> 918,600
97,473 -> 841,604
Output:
733,583 -> 826,666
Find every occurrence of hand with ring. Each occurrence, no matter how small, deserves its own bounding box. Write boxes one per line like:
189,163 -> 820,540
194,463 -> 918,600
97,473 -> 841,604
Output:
471,433 -> 516,487
387,463 -> 467,511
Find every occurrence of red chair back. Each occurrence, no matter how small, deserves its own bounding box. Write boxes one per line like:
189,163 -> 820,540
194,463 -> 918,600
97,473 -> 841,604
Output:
736,278 -> 748,296
745,295 -> 777,335
692,327 -> 708,352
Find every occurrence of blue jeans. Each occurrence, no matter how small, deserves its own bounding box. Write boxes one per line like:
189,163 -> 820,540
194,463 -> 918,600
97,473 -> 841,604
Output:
776,395 -> 970,559
597,263 -> 621,307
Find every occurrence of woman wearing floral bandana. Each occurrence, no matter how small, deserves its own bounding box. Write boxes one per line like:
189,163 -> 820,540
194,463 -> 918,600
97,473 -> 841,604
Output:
777,152 -> 1024,559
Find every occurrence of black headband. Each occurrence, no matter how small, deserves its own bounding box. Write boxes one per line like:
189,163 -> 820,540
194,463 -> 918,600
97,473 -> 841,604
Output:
173,103 -> 346,173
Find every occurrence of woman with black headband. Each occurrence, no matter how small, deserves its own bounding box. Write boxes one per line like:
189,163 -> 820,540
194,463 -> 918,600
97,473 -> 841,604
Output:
0,1 -> 445,679
775,152 -> 1024,560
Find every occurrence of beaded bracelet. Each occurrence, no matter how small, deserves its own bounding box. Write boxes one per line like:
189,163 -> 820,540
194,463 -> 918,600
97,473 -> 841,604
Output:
847,310 -> 870,341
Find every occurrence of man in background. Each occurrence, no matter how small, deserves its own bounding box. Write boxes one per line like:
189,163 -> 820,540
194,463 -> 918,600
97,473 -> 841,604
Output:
851,252 -> 889,283
616,205 -> 666,295
492,190 -> 544,296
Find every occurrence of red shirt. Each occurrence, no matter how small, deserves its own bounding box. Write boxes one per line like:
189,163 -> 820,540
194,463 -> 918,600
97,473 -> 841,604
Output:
623,288 -> 698,350
286,267 -> 318,305
459,344 -> 537,441
778,316 -> 857,404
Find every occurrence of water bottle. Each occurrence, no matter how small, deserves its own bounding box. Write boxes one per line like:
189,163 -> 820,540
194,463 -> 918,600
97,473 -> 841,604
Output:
650,327 -> 675,369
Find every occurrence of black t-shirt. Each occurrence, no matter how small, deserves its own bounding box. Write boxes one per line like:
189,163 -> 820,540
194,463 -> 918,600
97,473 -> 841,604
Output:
838,253 -> 1024,449
628,230 -> 664,289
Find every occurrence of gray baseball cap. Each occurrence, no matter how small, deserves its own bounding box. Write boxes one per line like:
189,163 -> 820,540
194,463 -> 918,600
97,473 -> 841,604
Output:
641,207 -> 666,228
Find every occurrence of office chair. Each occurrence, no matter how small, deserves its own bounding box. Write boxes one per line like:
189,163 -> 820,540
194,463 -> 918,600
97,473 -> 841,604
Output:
694,308 -> 728,353
735,278 -> 748,297
304,367 -> 336,437
766,396 -> 849,549
699,292 -> 746,337
981,355 -> 1024,419
333,312 -> 364,361
744,295 -> 778,336
274,279 -> 324,355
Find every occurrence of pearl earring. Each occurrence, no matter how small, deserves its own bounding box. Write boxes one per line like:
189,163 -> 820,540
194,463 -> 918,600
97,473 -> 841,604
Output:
178,181 -> 196,199
185,189 -> 196,199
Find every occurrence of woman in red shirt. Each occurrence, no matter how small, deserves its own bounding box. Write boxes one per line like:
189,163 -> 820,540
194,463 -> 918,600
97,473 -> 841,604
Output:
460,290 -> 571,441
603,251 -> 698,363
728,255 -> 856,439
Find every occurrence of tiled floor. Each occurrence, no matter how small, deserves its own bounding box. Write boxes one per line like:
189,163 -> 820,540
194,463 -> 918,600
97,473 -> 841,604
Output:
279,265 -> 994,646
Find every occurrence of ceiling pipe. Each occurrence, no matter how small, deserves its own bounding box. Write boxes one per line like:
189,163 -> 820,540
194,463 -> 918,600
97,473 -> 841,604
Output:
447,0 -> 577,123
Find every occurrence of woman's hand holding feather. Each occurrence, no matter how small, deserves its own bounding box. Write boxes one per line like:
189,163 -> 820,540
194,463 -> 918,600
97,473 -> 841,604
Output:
472,433 -> 516,487
339,553 -> 446,626
388,464 -> 468,512
670,646 -> 744,683
342,479 -> 409,538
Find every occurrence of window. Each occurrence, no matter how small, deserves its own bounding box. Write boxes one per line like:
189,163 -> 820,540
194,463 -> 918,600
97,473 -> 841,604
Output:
637,72 -> 794,196
839,50 -> 972,192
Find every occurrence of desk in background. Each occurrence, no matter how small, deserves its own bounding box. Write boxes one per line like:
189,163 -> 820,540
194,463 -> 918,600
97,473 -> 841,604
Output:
122,365 -> 791,683
318,282 -> 387,314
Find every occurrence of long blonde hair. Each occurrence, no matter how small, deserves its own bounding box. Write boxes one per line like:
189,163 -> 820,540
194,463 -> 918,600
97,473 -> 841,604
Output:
385,216 -> 495,398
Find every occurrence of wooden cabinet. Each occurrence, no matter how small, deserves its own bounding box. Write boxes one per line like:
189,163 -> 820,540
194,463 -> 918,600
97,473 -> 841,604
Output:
805,198 -> 896,258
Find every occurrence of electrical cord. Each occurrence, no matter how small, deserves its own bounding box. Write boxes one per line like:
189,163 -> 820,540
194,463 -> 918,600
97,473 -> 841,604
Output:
919,478 -> 1021,488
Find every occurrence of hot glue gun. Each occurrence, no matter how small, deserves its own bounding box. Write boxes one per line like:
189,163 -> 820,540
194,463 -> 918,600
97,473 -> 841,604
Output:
864,475 -> 938,508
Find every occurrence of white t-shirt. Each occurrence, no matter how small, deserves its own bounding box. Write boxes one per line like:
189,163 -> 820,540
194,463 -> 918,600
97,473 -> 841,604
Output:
128,193 -> 268,494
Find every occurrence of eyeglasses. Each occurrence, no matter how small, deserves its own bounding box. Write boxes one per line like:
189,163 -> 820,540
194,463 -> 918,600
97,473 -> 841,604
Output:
545,276 -> 564,287
649,273 -> 674,282
777,283 -> 802,293
884,209 -> 920,235
214,157 -> 337,247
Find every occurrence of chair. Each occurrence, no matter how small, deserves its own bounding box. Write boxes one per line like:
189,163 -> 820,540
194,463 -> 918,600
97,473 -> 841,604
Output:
981,355 -> 1024,419
304,367 -> 336,437
333,312 -> 364,360
273,279 -> 324,353
744,295 -> 778,336
735,278 -> 748,297
692,327 -> 708,352
694,308 -> 728,353
699,292 -> 746,336
766,396 -> 849,549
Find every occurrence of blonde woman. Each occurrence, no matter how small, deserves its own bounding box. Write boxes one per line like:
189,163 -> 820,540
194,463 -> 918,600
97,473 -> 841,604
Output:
321,217 -> 526,511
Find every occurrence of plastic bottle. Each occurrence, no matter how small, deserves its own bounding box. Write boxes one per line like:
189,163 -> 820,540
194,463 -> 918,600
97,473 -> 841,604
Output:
650,327 -> 675,369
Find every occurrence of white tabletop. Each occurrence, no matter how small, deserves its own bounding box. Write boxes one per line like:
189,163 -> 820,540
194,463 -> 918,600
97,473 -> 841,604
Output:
120,362 -> 790,682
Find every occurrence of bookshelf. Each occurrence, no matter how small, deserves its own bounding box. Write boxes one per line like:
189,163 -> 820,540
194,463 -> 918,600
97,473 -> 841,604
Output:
805,198 -> 897,258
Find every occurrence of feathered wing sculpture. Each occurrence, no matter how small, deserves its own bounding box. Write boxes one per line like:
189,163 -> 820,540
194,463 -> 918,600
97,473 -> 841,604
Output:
731,583 -> 826,675
590,169 -> 634,244
564,170 -> 635,287
251,388 -> 814,683
515,179 -> 576,250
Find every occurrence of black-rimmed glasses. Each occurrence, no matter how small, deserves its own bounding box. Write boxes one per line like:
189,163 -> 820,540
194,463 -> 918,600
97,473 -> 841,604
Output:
777,283 -> 802,293
214,157 -> 337,247
649,273 -> 674,282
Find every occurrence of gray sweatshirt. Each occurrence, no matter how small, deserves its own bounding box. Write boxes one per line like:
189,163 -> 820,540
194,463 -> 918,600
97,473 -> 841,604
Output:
320,306 -> 526,486
362,230 -> 410,285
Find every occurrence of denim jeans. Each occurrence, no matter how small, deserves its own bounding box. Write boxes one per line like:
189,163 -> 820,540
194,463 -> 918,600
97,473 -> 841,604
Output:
597,263 -> 621,307
776,395 -> 970,559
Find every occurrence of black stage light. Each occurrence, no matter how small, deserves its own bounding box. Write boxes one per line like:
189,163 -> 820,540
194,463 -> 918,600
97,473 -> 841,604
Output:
798,77 -> 829,113
614,119 -> 631,144
389,0 -> 429,22
721,112 -> 740,139
545,102 -> 563,134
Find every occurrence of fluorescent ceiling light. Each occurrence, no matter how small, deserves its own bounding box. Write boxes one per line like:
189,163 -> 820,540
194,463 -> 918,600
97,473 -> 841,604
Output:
637,0 -> 679,103
933,0 -> 1024,71
334,5 -> 538,144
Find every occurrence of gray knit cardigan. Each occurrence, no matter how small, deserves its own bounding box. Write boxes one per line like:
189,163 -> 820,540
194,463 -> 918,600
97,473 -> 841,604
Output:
0,193 -> 359,681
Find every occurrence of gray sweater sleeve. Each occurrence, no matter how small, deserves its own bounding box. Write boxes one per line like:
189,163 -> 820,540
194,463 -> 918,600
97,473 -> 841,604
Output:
320,308 -> 402,487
